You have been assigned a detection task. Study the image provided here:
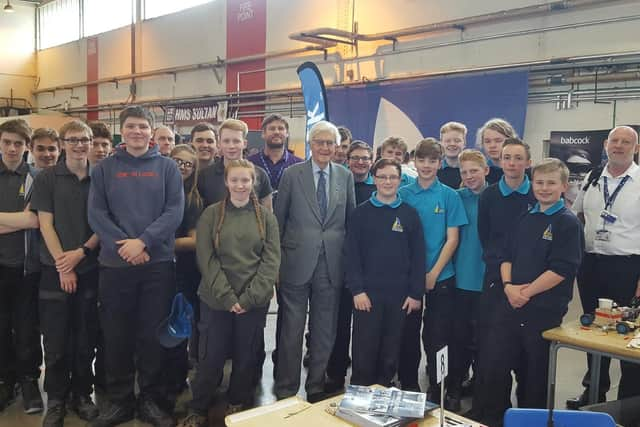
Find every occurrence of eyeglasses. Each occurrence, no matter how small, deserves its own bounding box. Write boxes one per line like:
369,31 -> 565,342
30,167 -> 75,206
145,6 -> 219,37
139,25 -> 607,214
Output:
62,137 -> 92,145
311,139 -> 336,147
374,175 -> 400,182
349,156 -> 371,162
173,158 -> 194,169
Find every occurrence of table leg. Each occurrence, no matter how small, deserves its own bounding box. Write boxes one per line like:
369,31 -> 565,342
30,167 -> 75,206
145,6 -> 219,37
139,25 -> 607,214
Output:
589,353 -> 602,404
547,341 -> 559,409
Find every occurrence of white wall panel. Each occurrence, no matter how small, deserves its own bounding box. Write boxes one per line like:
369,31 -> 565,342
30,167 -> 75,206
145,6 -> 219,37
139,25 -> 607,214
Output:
0,3 -> 36,102
22,0 -> 640,156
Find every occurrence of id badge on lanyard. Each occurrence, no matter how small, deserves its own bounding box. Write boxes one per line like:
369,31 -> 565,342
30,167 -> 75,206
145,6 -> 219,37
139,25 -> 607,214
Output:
596,175 -> 629,241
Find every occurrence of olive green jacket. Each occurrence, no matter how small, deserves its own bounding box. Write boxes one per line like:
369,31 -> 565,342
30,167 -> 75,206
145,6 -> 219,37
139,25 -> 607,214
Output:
196,200 -> 280,311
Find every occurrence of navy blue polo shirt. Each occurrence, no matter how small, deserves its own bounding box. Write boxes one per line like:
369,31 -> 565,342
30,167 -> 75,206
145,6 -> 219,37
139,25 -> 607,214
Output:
345,193 -> 425,300
478,175 -> 536,276
399,178 -> 468,281
502,199 -> 584,323
354,174 -> 376,205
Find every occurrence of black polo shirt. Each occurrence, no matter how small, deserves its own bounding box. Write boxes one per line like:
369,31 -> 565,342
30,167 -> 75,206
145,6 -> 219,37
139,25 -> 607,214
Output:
30,161 -> 97,273
0,161 -> 29,267
197,158 -> 273,208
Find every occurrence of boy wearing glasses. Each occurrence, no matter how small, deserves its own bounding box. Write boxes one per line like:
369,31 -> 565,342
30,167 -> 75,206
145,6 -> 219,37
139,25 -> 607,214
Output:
88,107 -> 183,427
346,141 -> 376,204
31,120 -> 100,425
346,158 -> 424,386
398,139 -> 467,402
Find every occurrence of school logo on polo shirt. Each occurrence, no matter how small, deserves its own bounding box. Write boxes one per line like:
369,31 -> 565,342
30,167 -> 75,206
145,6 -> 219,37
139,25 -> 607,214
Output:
434,204 -> 445,214
18,183 -> 25,197
392,217 -> 404,233
542,224 -> 553,241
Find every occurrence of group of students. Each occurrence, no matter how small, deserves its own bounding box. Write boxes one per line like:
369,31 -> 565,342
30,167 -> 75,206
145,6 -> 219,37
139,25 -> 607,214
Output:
0,106 -> 631,427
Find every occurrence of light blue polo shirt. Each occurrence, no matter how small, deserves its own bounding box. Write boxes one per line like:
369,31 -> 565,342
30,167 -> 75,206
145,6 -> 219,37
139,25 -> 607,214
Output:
399,178 -> 468,282
454,187 -> 485,292
529,198 -> 565,215
498,174 -> 531,196
400,172 -> 416,187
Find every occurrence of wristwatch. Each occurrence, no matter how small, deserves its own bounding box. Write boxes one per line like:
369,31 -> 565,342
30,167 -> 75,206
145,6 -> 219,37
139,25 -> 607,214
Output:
81,245 -> 92,256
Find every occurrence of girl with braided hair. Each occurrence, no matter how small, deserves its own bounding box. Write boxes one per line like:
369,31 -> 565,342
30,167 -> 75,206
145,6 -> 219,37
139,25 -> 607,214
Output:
178,160 -> 280,427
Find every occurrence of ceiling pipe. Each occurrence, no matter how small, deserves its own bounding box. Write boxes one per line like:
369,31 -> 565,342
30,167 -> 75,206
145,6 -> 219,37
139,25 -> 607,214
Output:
33,45 -> 328,95
289,0 -> 621,46
33,0 -> 630,98
530,70 -> 640,86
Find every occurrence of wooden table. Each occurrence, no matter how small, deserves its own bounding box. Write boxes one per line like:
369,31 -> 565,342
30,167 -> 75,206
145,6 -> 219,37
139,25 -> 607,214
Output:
225,395 -> 483,426
543,320 -> 640,408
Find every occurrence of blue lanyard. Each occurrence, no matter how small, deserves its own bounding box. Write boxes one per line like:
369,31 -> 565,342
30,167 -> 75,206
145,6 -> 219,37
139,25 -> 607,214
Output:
259,151 -> 288,187
603,175 -> 630,210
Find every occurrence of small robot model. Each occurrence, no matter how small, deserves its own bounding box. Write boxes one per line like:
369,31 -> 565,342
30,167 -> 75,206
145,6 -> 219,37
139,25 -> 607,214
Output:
580,297 -> 640,334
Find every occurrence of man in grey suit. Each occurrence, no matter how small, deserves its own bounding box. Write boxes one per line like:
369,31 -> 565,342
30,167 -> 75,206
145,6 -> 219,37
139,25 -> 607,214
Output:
274,120 -> 356,402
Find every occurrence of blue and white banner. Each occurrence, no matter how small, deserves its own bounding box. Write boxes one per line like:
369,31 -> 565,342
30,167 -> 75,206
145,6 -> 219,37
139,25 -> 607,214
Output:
297,62 -> 329,159
327,70 -> 529,152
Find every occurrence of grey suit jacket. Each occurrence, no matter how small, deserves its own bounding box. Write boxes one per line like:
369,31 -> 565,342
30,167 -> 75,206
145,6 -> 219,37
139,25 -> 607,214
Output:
275,159 -> 356,287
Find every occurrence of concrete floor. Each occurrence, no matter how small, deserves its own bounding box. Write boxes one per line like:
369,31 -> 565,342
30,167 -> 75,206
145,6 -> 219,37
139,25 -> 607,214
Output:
0,286 -> 624,427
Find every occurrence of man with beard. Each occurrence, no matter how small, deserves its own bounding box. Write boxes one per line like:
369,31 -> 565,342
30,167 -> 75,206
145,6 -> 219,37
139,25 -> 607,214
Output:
248,114 -> 303,383
190,122 -> 218,168
248,114 -> 302,194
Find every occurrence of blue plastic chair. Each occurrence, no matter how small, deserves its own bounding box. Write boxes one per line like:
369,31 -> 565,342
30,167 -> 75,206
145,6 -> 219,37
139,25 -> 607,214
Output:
504,408 -> 616,427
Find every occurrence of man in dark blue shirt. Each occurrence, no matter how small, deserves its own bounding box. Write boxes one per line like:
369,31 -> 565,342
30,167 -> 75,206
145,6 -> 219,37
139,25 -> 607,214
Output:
247,114 -> 302,193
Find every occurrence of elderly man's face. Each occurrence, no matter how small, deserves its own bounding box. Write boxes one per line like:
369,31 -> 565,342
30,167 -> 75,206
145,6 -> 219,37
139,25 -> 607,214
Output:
310,130 -> 336,168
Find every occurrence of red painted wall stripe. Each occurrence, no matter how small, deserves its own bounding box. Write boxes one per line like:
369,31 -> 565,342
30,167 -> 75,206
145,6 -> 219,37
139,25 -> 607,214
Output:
226,0 -> 266,130
86,37 -> 99,121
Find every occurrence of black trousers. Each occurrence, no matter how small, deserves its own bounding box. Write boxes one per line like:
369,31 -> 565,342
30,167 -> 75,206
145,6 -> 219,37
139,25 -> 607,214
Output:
475,302 -> 560,427
0,265 -> 42,385
576,253 -> 640,399
472,270 -> 524,412
94,324 -> 106,393
449,288 -> 481,397
39,266 -> 99,401
190,302 -> 267,414
422,277 -> 455,397
397,296 -> 423,389
351,293 -> 405,387
99,262 -> 174,406
326,285 -> 353,382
